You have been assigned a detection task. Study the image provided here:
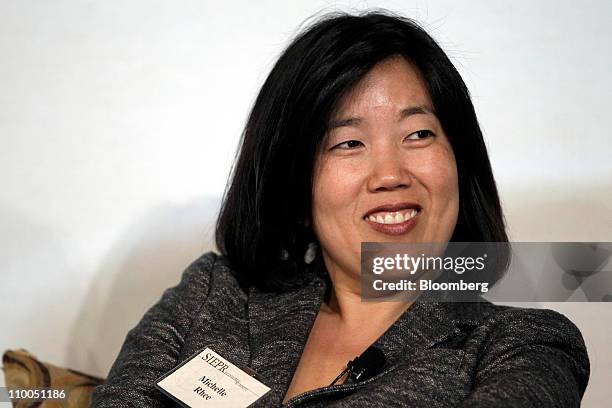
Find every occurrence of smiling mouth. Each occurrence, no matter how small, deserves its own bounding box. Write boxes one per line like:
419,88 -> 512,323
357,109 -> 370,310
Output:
365,208 -> 420,225
363,204 -> 422,236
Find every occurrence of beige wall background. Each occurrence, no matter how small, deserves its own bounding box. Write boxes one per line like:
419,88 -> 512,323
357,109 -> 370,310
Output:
1,1 -> 610,406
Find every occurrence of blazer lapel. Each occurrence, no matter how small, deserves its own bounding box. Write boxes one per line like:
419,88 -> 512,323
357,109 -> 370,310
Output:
372,295 -> 485,368
247,273 -> 327,406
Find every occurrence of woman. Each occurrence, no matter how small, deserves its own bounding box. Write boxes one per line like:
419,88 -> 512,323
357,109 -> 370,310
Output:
92,11 -> 589,407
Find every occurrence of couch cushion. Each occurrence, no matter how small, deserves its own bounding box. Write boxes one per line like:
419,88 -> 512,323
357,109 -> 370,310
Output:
2,349 -> 104,407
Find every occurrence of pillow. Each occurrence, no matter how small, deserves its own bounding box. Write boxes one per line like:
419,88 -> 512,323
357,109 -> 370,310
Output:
2,349 -> 104,408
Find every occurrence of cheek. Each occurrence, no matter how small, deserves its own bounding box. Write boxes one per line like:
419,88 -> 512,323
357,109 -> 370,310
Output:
436,147 -> 459,198
412,144 -> 459,207
312,159 -> 364,212
311,159 -> 365,245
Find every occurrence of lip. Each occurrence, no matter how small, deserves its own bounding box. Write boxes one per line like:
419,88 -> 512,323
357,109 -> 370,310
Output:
363,202 -> 421,218
363,202 -> 422,236
364,212 -> 420,236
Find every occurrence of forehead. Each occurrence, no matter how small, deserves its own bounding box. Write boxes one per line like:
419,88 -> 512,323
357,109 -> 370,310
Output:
333,56 -> 432,117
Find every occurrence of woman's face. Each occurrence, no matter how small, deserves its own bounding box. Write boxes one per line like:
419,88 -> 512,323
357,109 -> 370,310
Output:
311,56 -> 459,280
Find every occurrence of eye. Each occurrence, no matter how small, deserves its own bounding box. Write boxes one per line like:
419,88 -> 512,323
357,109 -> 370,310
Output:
405,129 -> 435,141
332,140 -> 364,150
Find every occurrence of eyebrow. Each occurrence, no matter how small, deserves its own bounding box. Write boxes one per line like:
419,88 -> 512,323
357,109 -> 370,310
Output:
328,105 -> 434,129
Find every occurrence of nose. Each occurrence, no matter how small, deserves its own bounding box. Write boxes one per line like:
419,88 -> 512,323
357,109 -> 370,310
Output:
366,149 -> 412,192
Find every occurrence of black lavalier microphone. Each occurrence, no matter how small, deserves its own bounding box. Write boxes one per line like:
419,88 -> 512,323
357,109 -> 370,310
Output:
329,346 -> 387,386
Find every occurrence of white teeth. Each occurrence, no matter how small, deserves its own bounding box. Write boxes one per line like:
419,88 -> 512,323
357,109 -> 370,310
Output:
367,209 -> 419,225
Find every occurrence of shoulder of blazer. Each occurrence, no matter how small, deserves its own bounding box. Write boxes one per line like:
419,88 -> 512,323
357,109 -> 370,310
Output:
167,251 -> 242,312
465,304 -> 590,401
437,300 -> 588,356
188,250 -> 251,299
476,303 -> 585,342
447,300 -> 587,349
477,304 -> 588,351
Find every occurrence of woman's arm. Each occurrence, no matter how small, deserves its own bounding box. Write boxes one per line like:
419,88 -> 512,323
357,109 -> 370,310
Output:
462,308 -> 590,408
91,252 -> 217,407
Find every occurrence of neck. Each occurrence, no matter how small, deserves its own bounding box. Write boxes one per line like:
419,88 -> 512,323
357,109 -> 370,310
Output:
321,256 -> 414,329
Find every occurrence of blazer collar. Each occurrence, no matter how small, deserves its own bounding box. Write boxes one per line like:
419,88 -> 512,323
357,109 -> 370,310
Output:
247,271 -> 325,406
246,261 -> 487,406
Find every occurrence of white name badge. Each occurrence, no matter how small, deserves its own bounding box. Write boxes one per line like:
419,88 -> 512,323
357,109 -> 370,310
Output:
156,348 -> 271,408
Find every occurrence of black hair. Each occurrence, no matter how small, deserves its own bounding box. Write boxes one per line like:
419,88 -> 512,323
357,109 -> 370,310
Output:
215,10 -> 508,291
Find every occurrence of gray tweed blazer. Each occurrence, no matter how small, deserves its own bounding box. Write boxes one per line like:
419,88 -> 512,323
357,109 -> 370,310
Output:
91,252 -> 590,407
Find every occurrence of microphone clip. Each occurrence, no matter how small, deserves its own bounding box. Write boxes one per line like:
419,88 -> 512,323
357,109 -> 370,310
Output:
329,346 -> 386,386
